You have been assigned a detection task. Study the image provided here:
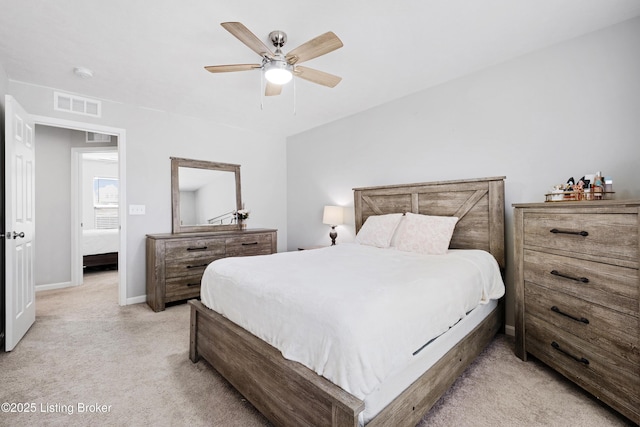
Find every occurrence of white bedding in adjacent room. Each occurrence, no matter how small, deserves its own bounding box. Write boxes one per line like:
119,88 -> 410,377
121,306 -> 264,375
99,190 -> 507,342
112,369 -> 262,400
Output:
82,228 -> 119,256
201,243 -> 504,407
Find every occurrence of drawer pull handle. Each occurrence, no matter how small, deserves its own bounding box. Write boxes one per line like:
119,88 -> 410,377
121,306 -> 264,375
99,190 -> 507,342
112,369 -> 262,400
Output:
550,270 -> 589,283
551,341 -> 589,365
241,242 -> 259,246
549,228 -> 588,237
550,305 -> 589,324
186,263 -> 209,269
187,246 -> 208,251
187,282 -> 200,287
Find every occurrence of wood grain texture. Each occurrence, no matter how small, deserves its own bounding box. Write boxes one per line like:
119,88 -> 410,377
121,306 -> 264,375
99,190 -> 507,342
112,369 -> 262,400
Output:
513,206 -> 526,360
354,176 -> 506,269
170,157 -> 243,234
524,249 -> 638,317
190,177 -> 506,426
146,229 -> 277,312
513,200 -> 640,424
189,300 -> 364,427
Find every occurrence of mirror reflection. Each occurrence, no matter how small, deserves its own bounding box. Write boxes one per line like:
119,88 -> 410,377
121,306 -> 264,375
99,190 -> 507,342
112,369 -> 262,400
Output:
178,168 -> 236,226
171,157 -> 242,233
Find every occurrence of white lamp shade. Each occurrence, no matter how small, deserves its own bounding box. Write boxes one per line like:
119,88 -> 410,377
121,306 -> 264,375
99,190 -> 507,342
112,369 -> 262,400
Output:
322,205 -> 344,226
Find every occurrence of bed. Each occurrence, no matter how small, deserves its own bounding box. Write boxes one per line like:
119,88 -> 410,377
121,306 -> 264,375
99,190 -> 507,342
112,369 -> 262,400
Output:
82,228 -> 119,269
189,176 -> 505,426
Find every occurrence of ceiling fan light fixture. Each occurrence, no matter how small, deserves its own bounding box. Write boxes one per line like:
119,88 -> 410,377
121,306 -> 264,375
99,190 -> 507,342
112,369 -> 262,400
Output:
264,60 -> 293,85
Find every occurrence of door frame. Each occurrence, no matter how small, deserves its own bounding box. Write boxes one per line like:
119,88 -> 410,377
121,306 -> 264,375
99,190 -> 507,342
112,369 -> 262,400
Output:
71,146 -> 118,289
31,115 -> 128,306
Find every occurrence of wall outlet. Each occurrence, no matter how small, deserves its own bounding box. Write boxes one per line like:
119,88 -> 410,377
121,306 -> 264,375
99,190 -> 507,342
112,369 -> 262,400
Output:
129,204 -> 146,215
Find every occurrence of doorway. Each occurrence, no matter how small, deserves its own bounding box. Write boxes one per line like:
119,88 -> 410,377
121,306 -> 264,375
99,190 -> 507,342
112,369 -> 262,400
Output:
72,148 -> 119,283
32,115 -> 127,306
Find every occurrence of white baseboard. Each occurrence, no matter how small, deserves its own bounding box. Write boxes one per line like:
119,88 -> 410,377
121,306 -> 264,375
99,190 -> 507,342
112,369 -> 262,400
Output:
504,324 -> 515,336
126,295 -> 147,305
36,282 -> 146,306
36,281 -> 74,292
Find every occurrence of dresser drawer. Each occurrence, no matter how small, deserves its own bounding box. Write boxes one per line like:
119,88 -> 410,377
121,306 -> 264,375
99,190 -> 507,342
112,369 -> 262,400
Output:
226,233 -> 273,256
165,256 -> 219,279
524,249 -> 638,317
523,213 -> 638,264
165,275 -> 202,303
164,238 -> 225,260
164,238 -> 225,278
147,229 -> 277,312
525,315 -> 639,419
525,282 -> 639,364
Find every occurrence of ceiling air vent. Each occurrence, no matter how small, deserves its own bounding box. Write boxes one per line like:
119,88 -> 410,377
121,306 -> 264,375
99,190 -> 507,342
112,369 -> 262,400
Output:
54,91 -> 102,118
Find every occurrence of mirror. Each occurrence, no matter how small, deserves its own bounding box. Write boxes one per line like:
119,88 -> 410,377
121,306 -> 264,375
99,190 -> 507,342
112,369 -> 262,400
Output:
171,157 -> 242,233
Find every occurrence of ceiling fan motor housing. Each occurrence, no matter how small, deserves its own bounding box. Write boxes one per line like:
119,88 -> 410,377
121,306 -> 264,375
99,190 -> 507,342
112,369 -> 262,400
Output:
269,30 -> 287,48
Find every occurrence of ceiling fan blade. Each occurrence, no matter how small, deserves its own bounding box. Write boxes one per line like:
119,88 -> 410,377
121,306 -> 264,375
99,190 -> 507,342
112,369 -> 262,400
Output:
294,66 -> 342,88
221,22 -> 274,58
265,81 -> 283,97
285,32 -> 343,65
204,64 -> 261,73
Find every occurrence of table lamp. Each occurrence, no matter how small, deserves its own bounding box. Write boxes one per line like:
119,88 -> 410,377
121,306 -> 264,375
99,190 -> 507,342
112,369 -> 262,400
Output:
322,205 -> 344,246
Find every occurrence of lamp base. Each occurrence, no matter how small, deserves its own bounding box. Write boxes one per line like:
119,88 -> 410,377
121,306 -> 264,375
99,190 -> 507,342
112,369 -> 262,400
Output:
329,226 -> 337,246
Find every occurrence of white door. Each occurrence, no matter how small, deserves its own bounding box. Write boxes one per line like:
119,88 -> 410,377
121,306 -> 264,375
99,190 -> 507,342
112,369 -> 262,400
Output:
4,95 -> 36,351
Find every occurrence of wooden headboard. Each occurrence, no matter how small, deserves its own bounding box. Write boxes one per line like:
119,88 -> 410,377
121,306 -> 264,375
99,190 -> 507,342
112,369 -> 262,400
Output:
353,176 -> 506,268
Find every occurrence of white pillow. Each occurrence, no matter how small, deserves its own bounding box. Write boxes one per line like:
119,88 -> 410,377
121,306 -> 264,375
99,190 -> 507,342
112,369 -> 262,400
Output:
355,213 -> 403,248
394,213 -> 458,254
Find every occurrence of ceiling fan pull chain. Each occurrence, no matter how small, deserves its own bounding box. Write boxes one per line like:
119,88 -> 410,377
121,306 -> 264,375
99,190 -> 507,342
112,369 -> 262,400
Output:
293,75 -> 297,115
260,71 -> 264,110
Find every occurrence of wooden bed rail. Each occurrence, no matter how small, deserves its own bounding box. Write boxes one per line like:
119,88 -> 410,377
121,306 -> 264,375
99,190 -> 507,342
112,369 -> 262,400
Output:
190,300 -> 365,427
190,298 -> 502,427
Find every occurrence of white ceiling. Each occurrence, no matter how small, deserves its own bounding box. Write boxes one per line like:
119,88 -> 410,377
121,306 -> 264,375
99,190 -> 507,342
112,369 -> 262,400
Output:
1,1 -> 639,138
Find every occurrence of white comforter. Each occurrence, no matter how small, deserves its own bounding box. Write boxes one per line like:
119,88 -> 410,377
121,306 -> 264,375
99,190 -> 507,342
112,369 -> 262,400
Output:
200,243 -> 504,400
82,228 -> 119,256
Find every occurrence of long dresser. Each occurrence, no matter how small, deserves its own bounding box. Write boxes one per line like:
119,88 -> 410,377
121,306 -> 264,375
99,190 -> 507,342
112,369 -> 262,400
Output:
513,200 -> 639,424
146,228 -> 277,312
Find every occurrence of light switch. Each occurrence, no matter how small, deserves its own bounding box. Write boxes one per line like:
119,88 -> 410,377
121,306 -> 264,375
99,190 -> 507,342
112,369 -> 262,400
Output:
129,204 -> 146,215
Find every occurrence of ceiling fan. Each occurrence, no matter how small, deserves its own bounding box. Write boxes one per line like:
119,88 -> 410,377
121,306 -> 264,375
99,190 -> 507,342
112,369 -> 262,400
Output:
205,22 -> 343,96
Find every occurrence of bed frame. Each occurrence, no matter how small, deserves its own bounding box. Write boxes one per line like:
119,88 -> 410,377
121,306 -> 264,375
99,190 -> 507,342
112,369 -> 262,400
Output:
83,252 -> 118,270
189,176 -> 505,426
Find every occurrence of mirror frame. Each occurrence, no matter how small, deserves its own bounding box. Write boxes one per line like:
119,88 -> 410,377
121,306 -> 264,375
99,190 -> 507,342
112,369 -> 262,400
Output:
171,157 -> 242,233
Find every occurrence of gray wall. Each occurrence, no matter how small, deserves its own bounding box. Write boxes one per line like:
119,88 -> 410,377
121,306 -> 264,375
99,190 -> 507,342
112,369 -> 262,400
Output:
33,127 -> 115,286
286,17 -> 640,331
7,83 -> 288,300
33,126 -> 73,285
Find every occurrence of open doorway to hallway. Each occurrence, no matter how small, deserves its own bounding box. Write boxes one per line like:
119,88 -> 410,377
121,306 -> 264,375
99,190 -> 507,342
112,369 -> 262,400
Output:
34,126 -> 120,299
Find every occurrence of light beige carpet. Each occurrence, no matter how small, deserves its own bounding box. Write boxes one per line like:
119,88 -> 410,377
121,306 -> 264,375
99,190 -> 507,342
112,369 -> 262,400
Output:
0,271 -> 633,427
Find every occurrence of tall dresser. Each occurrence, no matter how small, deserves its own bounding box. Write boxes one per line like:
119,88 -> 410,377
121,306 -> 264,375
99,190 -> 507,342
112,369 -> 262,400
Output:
513,200 -> 639,424
146,228 -> 277,312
